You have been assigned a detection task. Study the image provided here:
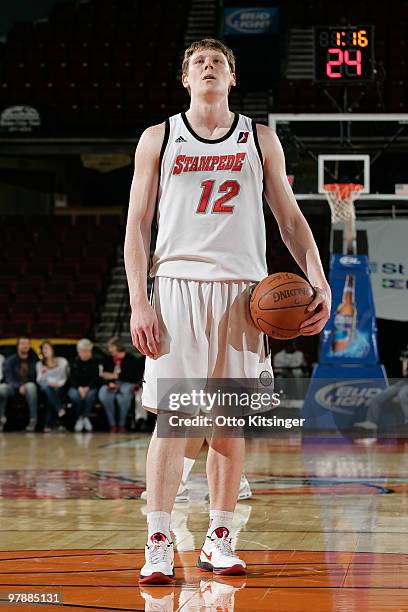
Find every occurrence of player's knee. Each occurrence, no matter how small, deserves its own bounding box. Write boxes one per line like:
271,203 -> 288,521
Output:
209,435 -> 244,455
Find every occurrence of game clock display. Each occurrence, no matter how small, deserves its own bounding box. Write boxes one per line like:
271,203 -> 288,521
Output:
314,25 -> 374,82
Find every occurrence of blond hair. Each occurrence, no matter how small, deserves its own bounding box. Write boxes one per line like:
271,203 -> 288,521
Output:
77,338 -> 93,352
181,38 -> 236,79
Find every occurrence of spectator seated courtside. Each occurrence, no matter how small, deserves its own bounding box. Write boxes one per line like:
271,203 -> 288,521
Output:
36,340 -> 69,433
98,337 -> 144,433
273,341 -> 307,378
68,338 -> 100,433
0,336 -> 39,432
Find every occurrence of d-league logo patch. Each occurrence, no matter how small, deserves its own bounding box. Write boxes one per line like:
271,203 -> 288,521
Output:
237,131 -> 249,143
175,135 -> 187,142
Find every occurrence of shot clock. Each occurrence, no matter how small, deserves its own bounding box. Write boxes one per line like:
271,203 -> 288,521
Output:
314,25 -> 374,82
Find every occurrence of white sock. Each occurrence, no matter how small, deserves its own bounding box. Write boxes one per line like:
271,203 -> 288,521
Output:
207,510 -> 234,536
147,511 -> 171,541
182,457 -> 195,484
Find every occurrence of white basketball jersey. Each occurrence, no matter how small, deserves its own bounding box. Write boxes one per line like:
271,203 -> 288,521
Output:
150,112 -> 268,281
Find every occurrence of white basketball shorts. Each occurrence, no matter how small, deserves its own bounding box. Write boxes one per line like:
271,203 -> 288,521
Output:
142,277 -> 273,411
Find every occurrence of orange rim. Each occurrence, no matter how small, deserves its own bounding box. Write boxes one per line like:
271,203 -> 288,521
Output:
323,183 -> 364,200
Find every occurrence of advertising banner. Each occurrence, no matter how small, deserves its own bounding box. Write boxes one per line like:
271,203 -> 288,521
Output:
320,255 -> 379,366
224,7 -> 279,35
302,365 -> 388,431
357,219 -> 408,322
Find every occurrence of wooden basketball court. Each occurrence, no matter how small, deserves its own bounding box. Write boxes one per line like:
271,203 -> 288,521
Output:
1,432 -> 407,610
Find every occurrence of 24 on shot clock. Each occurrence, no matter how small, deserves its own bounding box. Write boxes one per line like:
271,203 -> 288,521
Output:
314,25 -> 375,82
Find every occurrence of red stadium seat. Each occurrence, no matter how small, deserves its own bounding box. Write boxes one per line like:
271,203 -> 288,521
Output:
9,302 -> 36,316
48,274 -> 73,285
2,261 -> 25,276
31,319 -> 60,337
12,294 -> 38,306
38,302 -> 66,316
58,245 -> 86,259
9,314 -> 35,328
80,261 -> 108,276
33,312 -> 61,323
0,271 -> 23,282
14,277 -> 44,293
69,293 -> 96,309
74,277 -> 102,293
60,317 -> 91,338
52,260 -> 79,276
45,281 -> 73,296
78,84 -> 100,106
41,294 -> 66,305
0,321 -> 32,338
68,43 -> 89,64
67,299 -> 93,314
0,295 -> 10,308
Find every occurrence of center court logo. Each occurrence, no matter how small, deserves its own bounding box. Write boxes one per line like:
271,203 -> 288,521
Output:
315,379 -> 383,414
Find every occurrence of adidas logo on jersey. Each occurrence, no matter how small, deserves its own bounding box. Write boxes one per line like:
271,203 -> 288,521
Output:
237,131 -> 249,143
175,135 -> 187,142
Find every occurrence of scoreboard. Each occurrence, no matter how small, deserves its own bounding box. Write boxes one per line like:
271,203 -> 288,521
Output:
314,25 -> 375,83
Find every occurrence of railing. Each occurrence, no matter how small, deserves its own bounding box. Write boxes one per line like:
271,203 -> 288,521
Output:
112,284 -> 129,339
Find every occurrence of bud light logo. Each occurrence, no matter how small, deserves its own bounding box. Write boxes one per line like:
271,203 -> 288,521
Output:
339,256 -> 360,266
315,379 -> 382,414
224,8 -> 278,35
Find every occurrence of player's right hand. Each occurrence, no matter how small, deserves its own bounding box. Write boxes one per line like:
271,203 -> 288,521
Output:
130,303 -> 160,358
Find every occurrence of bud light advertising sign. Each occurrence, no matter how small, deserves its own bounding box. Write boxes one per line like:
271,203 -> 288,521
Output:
320,255 -> 379,366
224,7 -> 279,35
302,366 -> 388,430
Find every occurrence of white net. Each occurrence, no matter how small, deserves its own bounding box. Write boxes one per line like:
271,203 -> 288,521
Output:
323,183 -> 364,223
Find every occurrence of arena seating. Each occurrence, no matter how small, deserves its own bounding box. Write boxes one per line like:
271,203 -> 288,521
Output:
0,215 -> 121,339
0,0 -> 189,134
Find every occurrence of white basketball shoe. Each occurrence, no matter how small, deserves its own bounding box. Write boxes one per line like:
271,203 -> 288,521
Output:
139,533 -> 175,585
197,527 -> 246,576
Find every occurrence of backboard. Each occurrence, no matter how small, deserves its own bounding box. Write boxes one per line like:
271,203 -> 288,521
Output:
268,113 -> 408,205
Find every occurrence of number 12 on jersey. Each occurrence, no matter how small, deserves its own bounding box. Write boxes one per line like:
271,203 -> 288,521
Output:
196,180 -> 240,214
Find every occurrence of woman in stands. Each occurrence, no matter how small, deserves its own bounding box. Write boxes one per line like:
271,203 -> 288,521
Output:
36,341 -> 69,433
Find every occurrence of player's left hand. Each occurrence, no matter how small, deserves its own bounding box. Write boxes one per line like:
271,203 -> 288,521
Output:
299,285 -> 331,336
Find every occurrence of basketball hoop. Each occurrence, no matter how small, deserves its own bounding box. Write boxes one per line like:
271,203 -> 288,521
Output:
323,183 -> 364,254
323,183 -> 364,224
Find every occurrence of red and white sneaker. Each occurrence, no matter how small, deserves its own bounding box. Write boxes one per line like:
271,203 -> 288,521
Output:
197,527 -> 246,576
139,532 -> 175,585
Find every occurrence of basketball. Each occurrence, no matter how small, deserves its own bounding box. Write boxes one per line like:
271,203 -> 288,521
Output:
250,272 -> 315,339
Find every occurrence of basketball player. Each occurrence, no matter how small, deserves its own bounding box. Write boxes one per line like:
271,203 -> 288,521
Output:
124,38 -> 331,584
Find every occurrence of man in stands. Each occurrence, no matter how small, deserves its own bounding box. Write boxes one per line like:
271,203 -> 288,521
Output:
0,336 -> 39,432
68,338 -> 100,433
273,341 -> 307,378
99,336 -> 144,432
